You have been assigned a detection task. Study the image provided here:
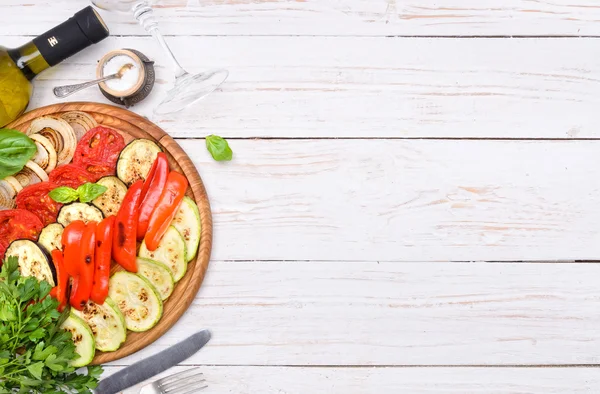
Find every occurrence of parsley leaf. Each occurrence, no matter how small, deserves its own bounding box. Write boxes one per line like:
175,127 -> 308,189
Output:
0,256 -> 102,393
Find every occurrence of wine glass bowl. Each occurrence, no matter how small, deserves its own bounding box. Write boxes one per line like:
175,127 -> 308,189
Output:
91,0 -> 228,115
91,0 -> 137,13
154,69 -> 229,115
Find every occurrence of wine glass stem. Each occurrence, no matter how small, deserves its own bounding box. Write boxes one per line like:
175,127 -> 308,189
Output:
133,1 -> 188,79
151,30 -> 188,79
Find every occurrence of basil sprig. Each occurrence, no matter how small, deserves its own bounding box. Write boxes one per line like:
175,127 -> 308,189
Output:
0,129 -> 37,180
205,135 -> 233,161
49,182 -> 107,204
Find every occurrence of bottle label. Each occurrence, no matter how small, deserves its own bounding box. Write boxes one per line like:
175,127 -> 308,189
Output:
33,19 -> 95,67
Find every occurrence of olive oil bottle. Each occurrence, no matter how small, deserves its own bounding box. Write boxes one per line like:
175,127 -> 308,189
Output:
0,6 -> 109,127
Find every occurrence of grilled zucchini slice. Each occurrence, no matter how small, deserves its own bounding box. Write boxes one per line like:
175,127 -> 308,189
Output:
6,240 -> 56,286
92,176 -> 127,217
171,196 -> 201,262
61,314 -> 95,367
38,223 -> 64,253
57,202 -> 103,227
72,298 -> 127,352
139,226 -> 187,282
108,272 -> 163,332
117,139 -> 162,186
137,258 -> 175,301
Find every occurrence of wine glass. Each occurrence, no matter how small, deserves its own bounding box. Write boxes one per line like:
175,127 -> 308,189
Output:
91,0 -> 228,115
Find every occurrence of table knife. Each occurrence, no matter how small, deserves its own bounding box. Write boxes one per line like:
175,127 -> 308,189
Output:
95,329 -> 211,394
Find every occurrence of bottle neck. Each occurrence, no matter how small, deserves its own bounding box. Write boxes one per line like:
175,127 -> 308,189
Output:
8,41 -> 50,81
8,6 -> 109,81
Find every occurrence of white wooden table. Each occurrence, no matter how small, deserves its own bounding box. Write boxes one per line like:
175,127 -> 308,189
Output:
4,1 -> 600,392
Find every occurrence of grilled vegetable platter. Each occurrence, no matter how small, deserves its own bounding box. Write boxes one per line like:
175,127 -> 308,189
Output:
0,107 -> 205,367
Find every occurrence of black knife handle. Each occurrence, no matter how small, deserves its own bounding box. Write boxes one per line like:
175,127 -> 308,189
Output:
95,329 -> 211,394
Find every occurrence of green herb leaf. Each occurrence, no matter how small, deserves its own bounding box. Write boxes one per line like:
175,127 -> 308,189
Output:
77,183 -> 107,203
0,256 -> 102,393
0,129 -> 37,180
26,362 -> 44,380
49,182 -> 108,204
205,135 -> 233,161
49,187 -> 79,204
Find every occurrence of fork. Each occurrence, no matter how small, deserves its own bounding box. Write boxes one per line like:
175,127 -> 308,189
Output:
139,367 -> 207,394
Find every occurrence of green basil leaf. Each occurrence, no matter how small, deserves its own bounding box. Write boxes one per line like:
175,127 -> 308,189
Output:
48,187 -> 78,204
0,129 -> 37,180
76,183 -> 107,203
205,135 -> 233,161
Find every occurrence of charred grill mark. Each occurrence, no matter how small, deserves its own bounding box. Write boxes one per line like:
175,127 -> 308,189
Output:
117,222 -> 126,247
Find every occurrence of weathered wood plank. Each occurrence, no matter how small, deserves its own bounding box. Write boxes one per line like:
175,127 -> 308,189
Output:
2,1 -> 600,37
101,261 -> 600,366
174,139 -> 600,262
1,36 -> 597,139
102,366 -> 600,393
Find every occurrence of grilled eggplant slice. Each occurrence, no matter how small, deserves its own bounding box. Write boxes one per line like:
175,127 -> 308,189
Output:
108,272 -> 163,332
30,133 -> 57,173
171,196 -> 201,262
61,314 -> 95,367
6,240 -> 56,286
91,176 -> 127,217
139,226 -> 187,282
60,111 -> 98,141
116,139 -> 162,186
71,298 -> 127,352
26,116 -> 77,165
57,202 -> 103,227
38,223 -> 64,253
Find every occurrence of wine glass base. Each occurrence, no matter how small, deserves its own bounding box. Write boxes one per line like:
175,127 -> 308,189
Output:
154,69 -> 229,115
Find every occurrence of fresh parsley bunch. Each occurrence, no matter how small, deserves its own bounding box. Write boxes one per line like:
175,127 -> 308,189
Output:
0,257 -> 102,393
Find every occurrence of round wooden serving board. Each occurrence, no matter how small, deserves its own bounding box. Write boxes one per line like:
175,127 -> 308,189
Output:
8,102 -> 213,365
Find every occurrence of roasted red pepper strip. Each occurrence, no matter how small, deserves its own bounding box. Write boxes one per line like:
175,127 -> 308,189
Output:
70,222 -> 97,310
91,216 -> 114,304
137,153 -> 169,240
145,171 -> 189,251
61,220 -> 86,277
140,152 -> 163,200
69,277 -> 80,310
113,180 -> 144,273
50,249 -> 68,311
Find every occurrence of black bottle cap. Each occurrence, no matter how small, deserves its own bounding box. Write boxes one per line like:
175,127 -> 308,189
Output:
74,6 -> 110,44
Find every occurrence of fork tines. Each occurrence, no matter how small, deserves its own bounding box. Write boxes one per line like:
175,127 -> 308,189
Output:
158,367 -> 207,393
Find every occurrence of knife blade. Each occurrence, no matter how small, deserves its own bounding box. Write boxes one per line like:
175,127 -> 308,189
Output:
95,329 -> 211,394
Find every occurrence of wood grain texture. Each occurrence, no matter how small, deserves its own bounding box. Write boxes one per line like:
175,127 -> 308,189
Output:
2,1 -> 600,36
1,36 -> 598,139
102,366 -> 600,393
171,139 -> 600,262
6,0 -> 600,386
8,103 -> 213,364
101,261 -> 600,366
